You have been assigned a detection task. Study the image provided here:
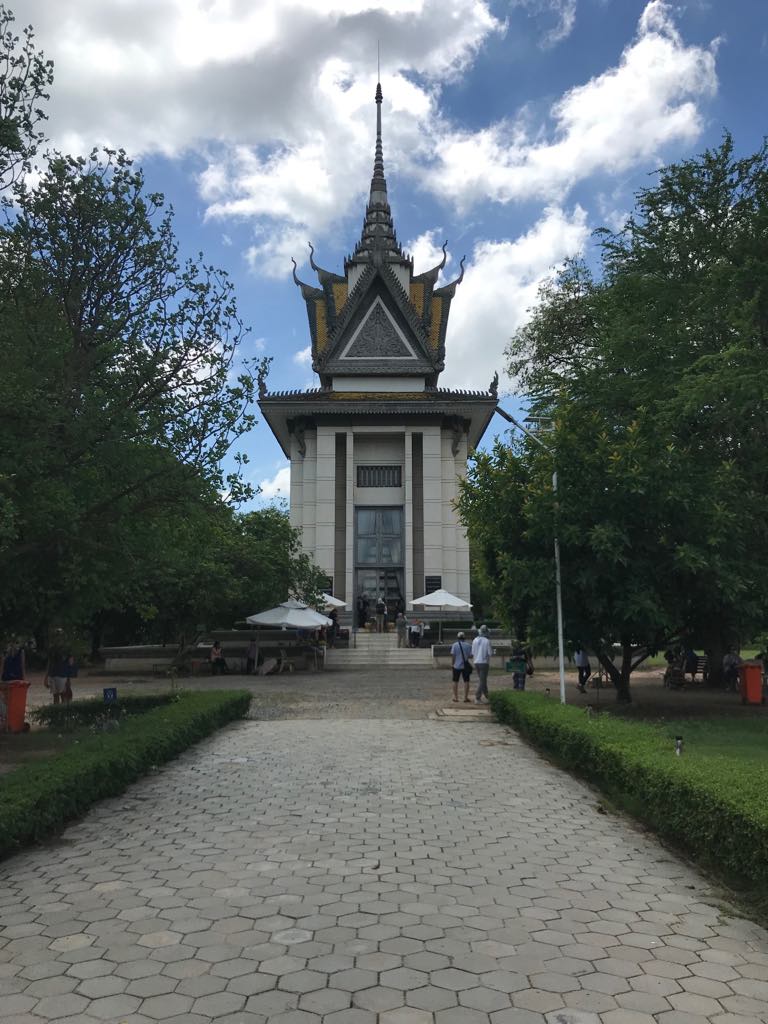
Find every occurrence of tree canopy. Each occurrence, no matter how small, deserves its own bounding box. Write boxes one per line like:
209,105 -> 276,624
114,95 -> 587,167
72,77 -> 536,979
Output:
459,135 -> 768,700
0,8 -> 322,647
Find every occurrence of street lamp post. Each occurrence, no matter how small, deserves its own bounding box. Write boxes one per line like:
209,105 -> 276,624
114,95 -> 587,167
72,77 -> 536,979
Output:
494,407 -> 567,705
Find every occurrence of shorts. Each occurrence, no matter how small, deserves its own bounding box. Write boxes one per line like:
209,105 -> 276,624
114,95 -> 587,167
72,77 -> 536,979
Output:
49,676 -> 67,694
452,667 -> 471,683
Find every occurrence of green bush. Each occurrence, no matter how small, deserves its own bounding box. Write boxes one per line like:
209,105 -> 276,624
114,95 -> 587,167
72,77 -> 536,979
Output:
490,691 -> 768,889
31,692 -> 178,728
0,690 -> 251,859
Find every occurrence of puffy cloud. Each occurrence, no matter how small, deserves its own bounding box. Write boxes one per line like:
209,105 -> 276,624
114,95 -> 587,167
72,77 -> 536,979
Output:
406,228 -> 453,278
292,346 -> 312,367
510,0 -> 578,49
424,1 -> 718,209
25,0 -> 718,284
259,465 -> 291,499
441,205 -> 590,391
24,0 -> 500,157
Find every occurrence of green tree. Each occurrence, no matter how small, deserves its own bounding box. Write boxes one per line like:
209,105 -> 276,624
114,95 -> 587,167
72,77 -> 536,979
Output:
0,150 -> 267,635
92,503 -> 327,647
0,4 -> 53,190
460,136 -> 768,700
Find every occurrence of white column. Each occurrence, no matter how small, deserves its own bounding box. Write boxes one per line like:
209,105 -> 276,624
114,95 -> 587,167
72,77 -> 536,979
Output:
441,428 -> 458,596
315,426 -> 336,578
289,436 -> 303,535
455,434 -> 471,604
345,430 -> 354,605
422,426 -> 443,584
301,430 -> 317,561
404,428 -> 413,607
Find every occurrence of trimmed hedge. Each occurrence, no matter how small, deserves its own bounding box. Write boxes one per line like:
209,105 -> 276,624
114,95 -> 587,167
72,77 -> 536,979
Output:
31,692 -> 178,728
0,690 -> 251,859
490,690 -> 768,889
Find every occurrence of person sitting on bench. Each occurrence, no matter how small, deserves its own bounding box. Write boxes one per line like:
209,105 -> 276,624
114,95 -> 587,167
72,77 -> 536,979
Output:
209,641 -> 228,675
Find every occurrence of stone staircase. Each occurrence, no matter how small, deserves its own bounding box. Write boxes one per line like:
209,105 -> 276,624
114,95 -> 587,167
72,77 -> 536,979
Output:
326,631 -> 433,669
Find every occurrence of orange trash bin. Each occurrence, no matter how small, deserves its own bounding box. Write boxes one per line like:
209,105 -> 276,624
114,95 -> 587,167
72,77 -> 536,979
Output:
0,680 -> 30,733
738,662 -> 765,706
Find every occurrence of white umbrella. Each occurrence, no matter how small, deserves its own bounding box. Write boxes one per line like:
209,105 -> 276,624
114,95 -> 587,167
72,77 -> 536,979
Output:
410,589 -> 472,641
246,600 -> 332,630
321,594 -> 347,610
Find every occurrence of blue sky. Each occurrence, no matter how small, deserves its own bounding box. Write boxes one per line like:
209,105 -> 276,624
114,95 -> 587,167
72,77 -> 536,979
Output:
19,0 -> 767,501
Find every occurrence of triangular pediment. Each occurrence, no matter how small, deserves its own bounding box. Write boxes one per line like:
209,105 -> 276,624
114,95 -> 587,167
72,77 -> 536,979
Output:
317,268 -> 437,380
340,298 -> 417,360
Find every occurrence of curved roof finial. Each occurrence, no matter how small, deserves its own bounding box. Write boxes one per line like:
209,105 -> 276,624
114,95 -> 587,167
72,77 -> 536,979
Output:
308,241 -> 319,273
438,240 -> 448,271
291,257 -> 300,286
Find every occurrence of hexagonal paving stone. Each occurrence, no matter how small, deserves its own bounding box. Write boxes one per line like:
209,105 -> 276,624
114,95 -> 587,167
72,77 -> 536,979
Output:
353,985 -> 406,1012
192,991 -> 247,1016
35,993 -> 90,1018
278,969 -> 328,993
140,992 -> 194,1018
298,987 -> 351,1014
381,1009 -> 435,1024
329,967 -> 378,991
407,985 -> 458,1011
431,967 -> 479,991
459,986 -> 511,1012
84,993 -> 143,1020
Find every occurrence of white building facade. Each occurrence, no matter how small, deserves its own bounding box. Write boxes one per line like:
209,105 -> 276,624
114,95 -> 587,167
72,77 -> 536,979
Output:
259,84 -> 496,613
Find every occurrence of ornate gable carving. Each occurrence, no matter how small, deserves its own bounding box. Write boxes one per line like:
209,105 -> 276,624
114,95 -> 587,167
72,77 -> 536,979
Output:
342,299 -> 416,359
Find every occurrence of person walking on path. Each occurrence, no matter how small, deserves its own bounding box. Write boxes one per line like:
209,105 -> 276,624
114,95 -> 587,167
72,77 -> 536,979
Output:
574,644 -> 591,693
246,637 -> 259,675
327,609 -> 338,648
395,612 -> 408,648
509,644 -> 529,691
356,593 -> 369,630
450,631 -> 473,703
471,624 -> 493,703
722,646 -> 742,691
1,640 -> 25,684
410,619 -> 424,648
43,641 -> 70,705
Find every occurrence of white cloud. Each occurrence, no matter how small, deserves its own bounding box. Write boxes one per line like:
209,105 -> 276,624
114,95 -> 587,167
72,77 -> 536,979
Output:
441,205 -> 590,391
24,0 -> 717,283
510,0 -> 578,48
424,1 -> 717,209
406,228 -> 453,279
293,346 -> 312,367
259,465 -> 291,499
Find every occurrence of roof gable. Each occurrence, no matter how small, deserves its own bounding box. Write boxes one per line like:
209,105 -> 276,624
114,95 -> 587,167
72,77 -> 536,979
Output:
318,269 -> 435,378
340,298 -> 419,360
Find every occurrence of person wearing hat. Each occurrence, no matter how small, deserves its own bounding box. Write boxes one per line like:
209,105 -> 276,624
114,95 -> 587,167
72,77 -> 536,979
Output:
471,624 -> 493,703
450,631 -> 473,703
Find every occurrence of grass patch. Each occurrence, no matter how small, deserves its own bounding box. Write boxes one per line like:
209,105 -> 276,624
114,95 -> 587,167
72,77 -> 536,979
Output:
490,690 -> 768,902
0,690 -> 251,860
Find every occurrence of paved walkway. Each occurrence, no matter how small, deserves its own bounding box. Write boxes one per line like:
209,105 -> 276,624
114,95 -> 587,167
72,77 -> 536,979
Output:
1,712 -> 767,1024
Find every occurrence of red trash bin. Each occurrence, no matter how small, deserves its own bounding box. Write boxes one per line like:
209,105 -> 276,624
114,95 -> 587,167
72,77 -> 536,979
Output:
738,662 -> 765,706
0,680 -> 30,732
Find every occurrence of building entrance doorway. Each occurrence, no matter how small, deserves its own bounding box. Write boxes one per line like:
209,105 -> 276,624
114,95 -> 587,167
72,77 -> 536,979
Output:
354,507 -> 404,622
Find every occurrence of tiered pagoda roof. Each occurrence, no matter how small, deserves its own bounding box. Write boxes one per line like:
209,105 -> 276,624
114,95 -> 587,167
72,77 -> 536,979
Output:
259,79 -> 497,454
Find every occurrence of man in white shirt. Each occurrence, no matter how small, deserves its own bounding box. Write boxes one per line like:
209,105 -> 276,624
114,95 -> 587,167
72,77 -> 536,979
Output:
574,645 -> 591,693
471,625 -> 493,703
450,631 -> 473,703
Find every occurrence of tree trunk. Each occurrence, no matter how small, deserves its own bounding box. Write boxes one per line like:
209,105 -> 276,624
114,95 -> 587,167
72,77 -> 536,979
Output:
597,641 -> 633,703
